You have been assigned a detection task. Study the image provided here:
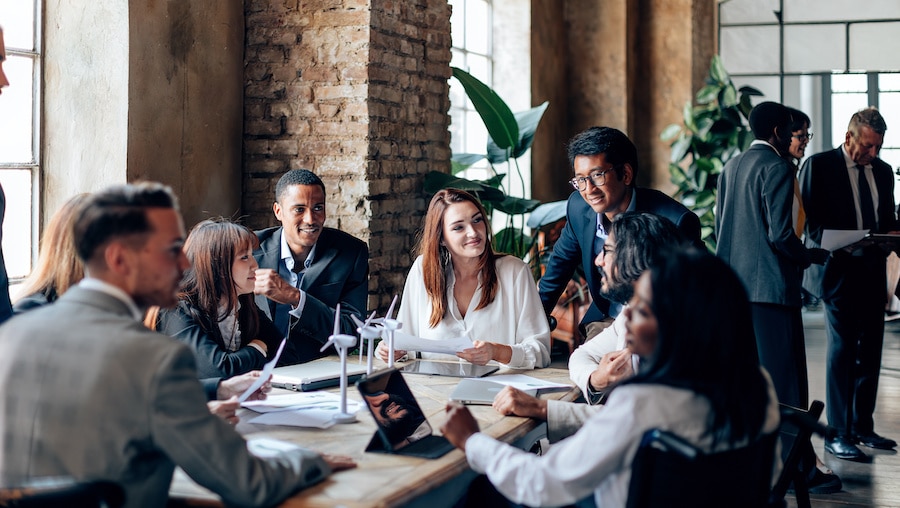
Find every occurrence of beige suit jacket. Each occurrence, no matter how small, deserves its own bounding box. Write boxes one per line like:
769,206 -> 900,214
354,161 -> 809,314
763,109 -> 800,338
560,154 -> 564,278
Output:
0,286 -> 329,507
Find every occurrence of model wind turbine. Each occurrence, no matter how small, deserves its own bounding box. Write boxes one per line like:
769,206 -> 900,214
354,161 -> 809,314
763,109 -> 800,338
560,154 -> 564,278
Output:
320,304 -> 357,424
379,295 -> 402,368
352,312 -> 380,376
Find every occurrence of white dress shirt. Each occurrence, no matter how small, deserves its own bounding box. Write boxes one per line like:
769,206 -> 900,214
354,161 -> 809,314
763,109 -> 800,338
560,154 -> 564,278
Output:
397,255 -> 551,369
465,375 -> 781,507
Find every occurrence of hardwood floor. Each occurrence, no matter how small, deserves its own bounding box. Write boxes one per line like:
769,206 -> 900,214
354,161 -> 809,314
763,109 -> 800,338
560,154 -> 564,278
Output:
786,309 -> 900,508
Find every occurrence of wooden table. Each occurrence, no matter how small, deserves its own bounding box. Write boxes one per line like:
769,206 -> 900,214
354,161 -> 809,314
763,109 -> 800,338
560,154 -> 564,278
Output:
169,358 -> 580,508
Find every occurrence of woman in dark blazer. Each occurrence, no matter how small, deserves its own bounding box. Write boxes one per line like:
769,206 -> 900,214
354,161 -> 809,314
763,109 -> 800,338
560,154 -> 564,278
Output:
153,219 -> 284,379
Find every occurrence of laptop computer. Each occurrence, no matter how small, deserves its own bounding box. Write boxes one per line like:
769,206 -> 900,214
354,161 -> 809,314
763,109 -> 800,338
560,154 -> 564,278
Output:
357,368 -> 455,459
399,360 -> 498,378
271,361 -> 368,392
448,378 -> 536,405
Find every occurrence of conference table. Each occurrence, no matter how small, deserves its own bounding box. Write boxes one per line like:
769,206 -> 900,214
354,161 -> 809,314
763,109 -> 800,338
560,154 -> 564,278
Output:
169,357 -> 581,507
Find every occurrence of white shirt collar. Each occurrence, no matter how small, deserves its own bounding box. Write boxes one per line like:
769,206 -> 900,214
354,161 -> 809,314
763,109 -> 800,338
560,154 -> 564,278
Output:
279,229 -> 316,272
78,278 -> 144,321
750,139 -> 782,156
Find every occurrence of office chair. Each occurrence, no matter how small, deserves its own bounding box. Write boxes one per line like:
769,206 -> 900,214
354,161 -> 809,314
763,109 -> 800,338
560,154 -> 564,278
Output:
768,400 -> 832,508
625,428 -> 778,508
0,478 -> 125,508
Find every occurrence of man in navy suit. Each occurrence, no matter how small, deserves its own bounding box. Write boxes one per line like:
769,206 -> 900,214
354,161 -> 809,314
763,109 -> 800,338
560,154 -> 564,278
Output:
801,107 -> 899,462
253,169 -> 368,364
538,126 -> 701,340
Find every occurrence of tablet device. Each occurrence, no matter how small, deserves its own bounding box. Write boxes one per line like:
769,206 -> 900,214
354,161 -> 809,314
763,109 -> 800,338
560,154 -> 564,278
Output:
399,360 -> 499,378
449,378 -> 536,405
357,368 -> 454,459
271,361 -> 368,392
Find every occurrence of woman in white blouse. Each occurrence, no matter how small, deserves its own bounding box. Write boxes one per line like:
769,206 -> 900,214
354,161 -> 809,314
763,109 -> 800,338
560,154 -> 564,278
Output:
378,189 -> 550,369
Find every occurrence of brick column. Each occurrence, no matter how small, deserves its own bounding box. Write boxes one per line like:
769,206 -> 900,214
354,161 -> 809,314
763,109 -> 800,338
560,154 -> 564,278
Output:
243,0 -> 451,313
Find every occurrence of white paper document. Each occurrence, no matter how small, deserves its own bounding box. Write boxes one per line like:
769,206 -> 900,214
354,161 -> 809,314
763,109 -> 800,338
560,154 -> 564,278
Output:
821,229 -> 868,251
246,437 -> 303,458
237,338 -> 287,403
243,392 -> 361,428
392,330 -> 474,354
484,374 -> 572,391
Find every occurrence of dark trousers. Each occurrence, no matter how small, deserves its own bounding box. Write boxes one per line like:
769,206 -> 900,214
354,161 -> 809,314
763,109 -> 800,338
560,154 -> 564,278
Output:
751,303 -> 814,472
824,282 -> 886,436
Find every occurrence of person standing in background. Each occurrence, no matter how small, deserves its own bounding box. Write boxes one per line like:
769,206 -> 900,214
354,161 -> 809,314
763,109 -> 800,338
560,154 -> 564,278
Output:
0,26 -> 15,324
801,107 -> 899,462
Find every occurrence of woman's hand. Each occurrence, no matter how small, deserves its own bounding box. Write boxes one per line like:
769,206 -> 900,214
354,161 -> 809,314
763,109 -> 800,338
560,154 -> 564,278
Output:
457,341 -> 511,365
492,386 -> 548,419
376,341 -> 407,362
440,402 -> 480,451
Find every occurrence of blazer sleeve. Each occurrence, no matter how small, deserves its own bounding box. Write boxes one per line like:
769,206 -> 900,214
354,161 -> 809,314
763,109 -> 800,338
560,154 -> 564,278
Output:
799,155 -> 826,244
763,161 -> 812,268
158,304 -> 267,379
290,241 -> 369,345
538,196 -> 583,316
149,345 -> 331,507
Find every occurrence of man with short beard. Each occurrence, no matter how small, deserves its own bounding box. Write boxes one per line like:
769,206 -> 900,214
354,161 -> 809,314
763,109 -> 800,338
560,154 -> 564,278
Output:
492,212 -> 684,441
253,169 -> 369,364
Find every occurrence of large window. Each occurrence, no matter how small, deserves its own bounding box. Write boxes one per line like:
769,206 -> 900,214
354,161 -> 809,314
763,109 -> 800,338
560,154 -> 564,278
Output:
449,0 -> 493,180
0,3 -> 40,285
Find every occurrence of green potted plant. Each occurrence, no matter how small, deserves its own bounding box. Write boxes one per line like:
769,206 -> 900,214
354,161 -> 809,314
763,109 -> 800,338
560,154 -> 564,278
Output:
660,55 -> 762,250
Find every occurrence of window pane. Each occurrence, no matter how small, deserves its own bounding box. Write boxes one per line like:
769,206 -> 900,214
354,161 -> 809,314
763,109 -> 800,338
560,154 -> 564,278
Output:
465,110 -> 488,155
831,92 -> 868,148
0,169 -> 32,279
0,4 -> 35,50
449,0 -> 464,49
880,92 -> 900,150
466,54 -> 491,87
831,74 -> 868,93
880,73 -> 900,92
449,108 -> 465,154
0,55 -> 35,164
465,0 -> 491,55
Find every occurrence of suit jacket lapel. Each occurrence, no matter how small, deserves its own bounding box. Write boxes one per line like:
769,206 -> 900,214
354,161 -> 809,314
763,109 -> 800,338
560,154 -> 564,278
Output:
258,230 -> 283,317
579,204 -> 602,299
300,229 -> 337,291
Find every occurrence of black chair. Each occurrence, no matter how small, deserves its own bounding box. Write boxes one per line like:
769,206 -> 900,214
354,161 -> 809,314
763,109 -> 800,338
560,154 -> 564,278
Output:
769,400 -> 833,508
0,478 -> 125,508
625,429 -> 778,508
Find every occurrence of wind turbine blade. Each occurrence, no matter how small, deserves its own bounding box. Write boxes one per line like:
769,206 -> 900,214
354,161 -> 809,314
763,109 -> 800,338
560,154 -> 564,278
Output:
362,311 -> 377,327
320,337 -> 337,353
333,304 -> 341,336
350,314 -> 365,329
386,295 -> 399,320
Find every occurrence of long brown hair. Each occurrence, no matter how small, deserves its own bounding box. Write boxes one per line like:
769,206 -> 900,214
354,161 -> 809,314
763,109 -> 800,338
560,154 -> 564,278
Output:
179,219 -> 261,339
14,193 -> 91,303
419,189 -> 501,327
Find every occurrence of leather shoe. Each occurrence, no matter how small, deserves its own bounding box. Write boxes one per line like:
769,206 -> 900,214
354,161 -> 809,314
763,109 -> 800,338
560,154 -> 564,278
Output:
855,432 -> 897,450
807,470 -> 843,494
825,436 -> 871,462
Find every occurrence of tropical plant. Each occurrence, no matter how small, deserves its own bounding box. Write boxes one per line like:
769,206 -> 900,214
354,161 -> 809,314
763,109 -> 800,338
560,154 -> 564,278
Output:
660,55 -> 763,250
426,67 -> 549,260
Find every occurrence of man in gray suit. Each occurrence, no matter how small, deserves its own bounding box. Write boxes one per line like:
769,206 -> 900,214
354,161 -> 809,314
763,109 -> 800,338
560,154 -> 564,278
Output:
254,169 -> 368,364
0,183 -> 353,507
716,102 -> 835,491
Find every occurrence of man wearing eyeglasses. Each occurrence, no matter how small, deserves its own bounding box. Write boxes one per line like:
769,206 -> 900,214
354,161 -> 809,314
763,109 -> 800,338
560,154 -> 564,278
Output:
538,126 -> 701,340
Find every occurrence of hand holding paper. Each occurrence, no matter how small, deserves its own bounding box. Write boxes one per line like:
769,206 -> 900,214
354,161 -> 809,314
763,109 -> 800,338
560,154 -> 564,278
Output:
238,338 -> 287,403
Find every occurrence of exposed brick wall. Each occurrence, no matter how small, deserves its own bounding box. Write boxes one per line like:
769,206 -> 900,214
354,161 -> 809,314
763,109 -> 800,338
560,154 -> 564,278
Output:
242,0 -> 451,313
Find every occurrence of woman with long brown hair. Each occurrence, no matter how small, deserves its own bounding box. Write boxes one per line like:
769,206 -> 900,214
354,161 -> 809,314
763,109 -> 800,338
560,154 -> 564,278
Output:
13,193 -> 91,313
378,189 -> 550,369
153,219 -> 284,379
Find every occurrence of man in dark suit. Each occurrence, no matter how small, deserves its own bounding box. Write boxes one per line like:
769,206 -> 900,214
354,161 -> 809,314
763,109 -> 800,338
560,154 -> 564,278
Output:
800,107 -> 899,462
0,182 -> 352,507
538,126 -> 701,339
254,169 -> 368,364
716,102 -> 837,491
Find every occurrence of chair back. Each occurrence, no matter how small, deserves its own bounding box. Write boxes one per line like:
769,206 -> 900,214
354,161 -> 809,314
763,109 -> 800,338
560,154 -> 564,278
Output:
769,400 -> 829,508
626,429 -> 777,508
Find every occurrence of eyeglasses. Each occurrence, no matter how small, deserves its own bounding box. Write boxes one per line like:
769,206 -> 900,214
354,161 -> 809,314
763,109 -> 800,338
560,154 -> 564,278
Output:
792,132 -> 814,141
569,168 -> 614,192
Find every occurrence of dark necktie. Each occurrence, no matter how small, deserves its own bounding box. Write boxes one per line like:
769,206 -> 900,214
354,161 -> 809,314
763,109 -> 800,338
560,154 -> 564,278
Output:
857,164 -> 877,231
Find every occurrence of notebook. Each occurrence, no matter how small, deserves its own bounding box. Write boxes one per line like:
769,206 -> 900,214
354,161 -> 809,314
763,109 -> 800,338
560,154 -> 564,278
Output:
357,368 -> 455,459
448,378 -> 536,405
271,361 -> 368,392
399,360 -> 498,378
